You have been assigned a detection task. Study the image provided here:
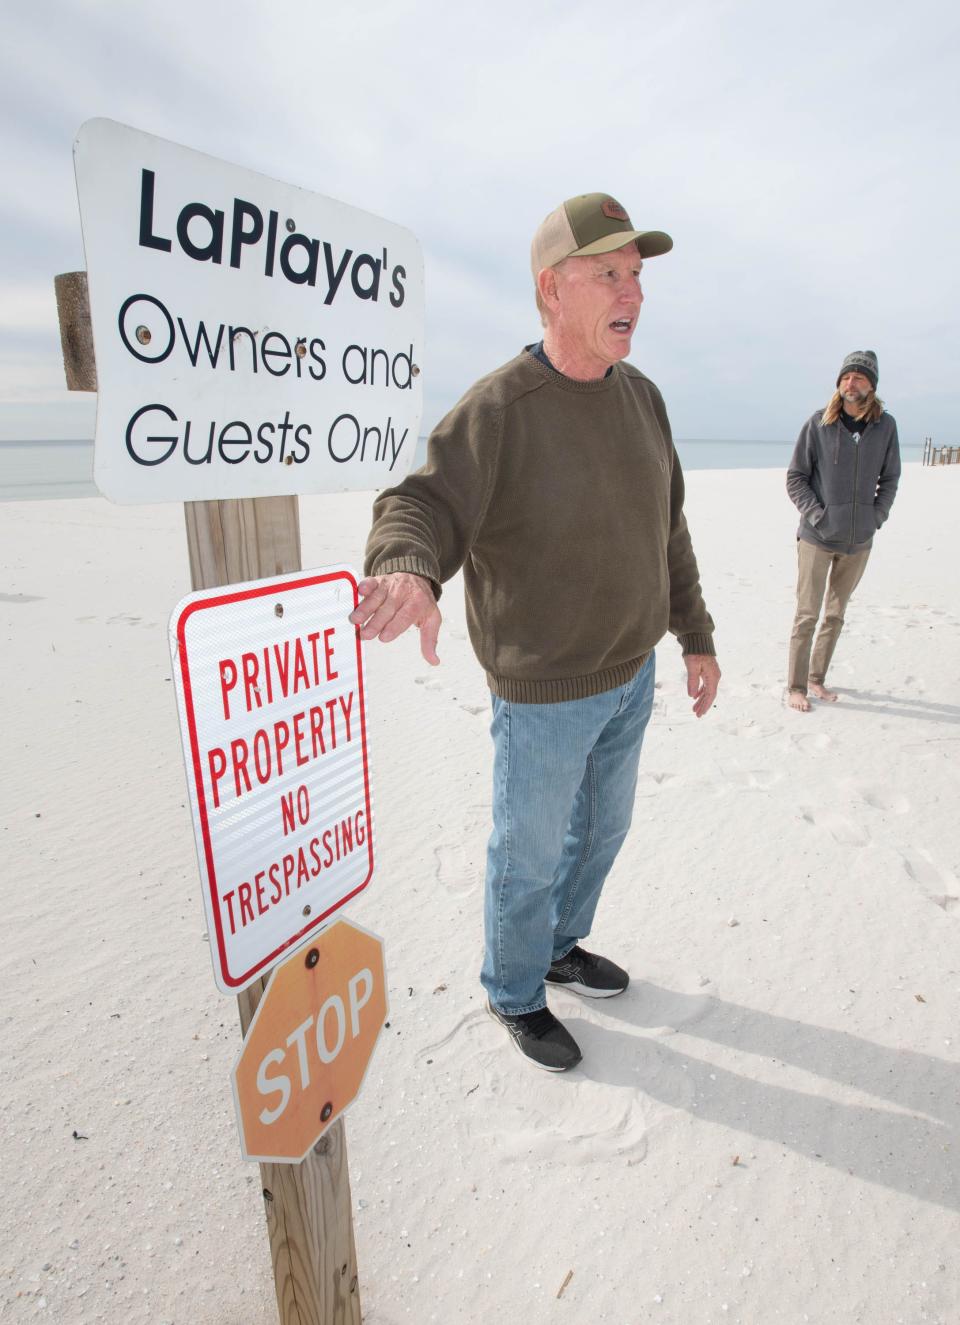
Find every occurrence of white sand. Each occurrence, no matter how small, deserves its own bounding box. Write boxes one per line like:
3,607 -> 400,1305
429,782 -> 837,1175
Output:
2,466 -> 958,1325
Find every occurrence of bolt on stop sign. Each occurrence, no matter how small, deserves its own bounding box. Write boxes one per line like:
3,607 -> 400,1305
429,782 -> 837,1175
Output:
232,918 -> 388,1163
170,566 -> 373,993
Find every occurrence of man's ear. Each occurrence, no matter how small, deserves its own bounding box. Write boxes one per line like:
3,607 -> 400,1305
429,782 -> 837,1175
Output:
536,266 -> 560,312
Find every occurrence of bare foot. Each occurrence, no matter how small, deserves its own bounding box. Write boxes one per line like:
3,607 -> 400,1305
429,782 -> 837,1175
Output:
785,689 -> 811,712
809,682 -> 839,703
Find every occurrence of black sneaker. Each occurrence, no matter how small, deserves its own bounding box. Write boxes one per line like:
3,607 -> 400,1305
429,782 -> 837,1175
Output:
545,945 -> 629,998
486,1001 -> 582,1072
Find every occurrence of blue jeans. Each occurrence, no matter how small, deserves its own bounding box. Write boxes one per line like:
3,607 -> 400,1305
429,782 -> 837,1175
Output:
481,654 -> 656,1015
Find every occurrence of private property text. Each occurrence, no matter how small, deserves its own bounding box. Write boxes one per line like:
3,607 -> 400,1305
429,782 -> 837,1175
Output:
204,624 -> 366,934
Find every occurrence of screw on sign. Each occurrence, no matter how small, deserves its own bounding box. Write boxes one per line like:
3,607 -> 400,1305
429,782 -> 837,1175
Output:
232,918 -> 387,1163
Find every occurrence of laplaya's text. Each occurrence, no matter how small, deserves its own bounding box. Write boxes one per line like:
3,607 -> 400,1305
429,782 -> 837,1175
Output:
139,169 -> 407,307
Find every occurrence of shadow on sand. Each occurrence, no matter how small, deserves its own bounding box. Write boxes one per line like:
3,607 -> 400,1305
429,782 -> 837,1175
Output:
567,982 -> 960,1212
830,689 -> 960,725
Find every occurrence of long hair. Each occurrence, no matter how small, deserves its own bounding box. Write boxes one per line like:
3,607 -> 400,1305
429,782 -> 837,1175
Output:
822,389 -> 884,426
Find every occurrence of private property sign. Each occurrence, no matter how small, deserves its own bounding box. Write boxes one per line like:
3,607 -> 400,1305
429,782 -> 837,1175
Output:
73,119 -> 424,503
169,567 -> 373,994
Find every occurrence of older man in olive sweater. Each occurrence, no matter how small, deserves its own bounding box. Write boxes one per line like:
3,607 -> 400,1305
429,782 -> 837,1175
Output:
350,193 -> 719,1071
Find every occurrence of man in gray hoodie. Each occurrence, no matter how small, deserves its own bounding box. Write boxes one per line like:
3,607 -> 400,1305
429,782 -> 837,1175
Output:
785,350 -> 901,712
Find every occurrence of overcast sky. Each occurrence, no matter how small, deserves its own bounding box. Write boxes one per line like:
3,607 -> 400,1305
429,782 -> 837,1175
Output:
2,0 -> 958,444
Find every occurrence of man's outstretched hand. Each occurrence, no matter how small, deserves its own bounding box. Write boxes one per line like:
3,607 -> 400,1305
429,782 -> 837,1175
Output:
349,572 -> 442,666
684,653 -> 721,718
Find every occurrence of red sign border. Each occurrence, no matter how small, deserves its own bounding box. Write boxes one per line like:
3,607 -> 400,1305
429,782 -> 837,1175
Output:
174,569 -> 373,991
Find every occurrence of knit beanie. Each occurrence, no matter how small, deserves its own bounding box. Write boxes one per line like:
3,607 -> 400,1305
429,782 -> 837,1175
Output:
837,350 -> 878,390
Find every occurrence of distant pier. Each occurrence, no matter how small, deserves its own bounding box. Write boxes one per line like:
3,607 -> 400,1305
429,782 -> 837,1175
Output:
922,437 -> 960,466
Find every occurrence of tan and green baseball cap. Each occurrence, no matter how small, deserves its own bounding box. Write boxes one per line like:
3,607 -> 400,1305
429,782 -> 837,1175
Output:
530,193 -> 673,276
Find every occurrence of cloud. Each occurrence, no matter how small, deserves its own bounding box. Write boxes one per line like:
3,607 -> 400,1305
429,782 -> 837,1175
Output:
1,0 -> 958,442
0,283 -> 61,334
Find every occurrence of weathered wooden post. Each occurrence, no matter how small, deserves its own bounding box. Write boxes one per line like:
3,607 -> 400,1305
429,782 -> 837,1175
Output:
55,271 -> 361,1325
185,499 -> 362,1325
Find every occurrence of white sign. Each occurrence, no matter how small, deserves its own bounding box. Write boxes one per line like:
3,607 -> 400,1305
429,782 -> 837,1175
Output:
73,119 -> 424,504
169,567 -> 374,994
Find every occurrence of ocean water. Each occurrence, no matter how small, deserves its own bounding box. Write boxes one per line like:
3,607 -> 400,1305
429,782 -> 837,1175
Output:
0,436 -> 923,502
0,439 -> 100,500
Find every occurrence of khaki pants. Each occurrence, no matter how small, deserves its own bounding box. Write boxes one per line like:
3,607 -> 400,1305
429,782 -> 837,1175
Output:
787,540 -> 870,692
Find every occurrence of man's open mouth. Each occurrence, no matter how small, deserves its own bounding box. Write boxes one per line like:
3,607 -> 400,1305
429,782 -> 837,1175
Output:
610,318 -> 633,332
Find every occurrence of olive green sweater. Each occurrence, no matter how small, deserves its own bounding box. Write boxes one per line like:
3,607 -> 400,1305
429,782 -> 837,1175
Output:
365,350 -> 715,703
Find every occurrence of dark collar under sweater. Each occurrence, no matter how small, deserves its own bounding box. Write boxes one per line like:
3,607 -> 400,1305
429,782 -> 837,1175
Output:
526,340 -> 614,383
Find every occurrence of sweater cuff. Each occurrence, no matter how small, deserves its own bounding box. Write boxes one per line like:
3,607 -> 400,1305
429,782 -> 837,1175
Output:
366,555 -> 442,601
678,632 -> 715,657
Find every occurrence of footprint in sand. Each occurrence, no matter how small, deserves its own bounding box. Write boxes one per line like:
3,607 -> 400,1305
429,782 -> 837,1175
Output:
727,767 -> 784,791
416,1008 -> 656,1163
625,982 -> 714,1034
901,849 -> 959,916
879,604 -> 956,631
415,674 -> 487,716
434,844 -> 481,899
434,806 -> 488,898
790,731 -> 833,753
717,719 -> 779,740
635,770 -> 679,797
857,786 -> 911,816
800,808 -> 869,845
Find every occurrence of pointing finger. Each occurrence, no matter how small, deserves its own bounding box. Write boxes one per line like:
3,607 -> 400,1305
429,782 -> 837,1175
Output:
419,609 -> 441,666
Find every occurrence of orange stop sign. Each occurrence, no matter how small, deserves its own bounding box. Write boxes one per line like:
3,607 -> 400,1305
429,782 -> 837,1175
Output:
232,918 -> 388,1163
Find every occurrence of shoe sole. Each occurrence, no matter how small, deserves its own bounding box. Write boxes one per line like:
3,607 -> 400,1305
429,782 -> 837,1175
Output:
544,978 -> 628,999
485,1002 -> 580,1072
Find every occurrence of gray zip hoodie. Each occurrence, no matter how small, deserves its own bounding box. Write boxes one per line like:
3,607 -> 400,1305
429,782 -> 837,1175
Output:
786,409 -> 901,555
